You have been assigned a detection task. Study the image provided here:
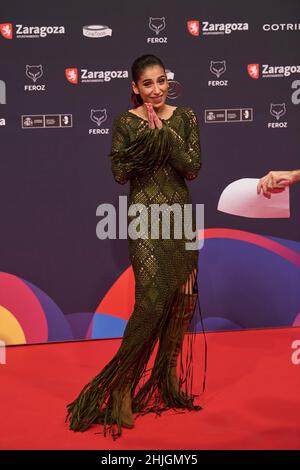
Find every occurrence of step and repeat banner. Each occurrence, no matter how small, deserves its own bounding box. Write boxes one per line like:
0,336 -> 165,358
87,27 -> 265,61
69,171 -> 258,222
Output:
0,0 -> 300,345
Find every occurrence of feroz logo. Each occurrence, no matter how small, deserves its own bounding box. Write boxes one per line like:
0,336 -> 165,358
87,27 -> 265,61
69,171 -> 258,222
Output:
187,20 -> 200,36
268,103 -> 288,129
0,80 -> 6,104
147,17 -> 167,43
210,60 -> 226,78
0,340 -> 6,365
248,64 -> 259,79
208,60 -> 228,87
291,340 -> 300,365
89,108 -> 109,135
149,17 -> 166,35
270,103 -> 286,120
66,68 -> 78,84
90,109 -> 107,127
26,65 -> 43,82
0,23 -> 13,39
24,65 -> 46,92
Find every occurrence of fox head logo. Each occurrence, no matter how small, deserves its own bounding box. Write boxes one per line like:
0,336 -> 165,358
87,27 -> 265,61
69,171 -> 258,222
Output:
65,68 -> 78,84
248,63 -> 259,79
90,109 -> 107,126
0,23 -> 13,39
26,65 -> 43,82
270,103 -> 286,120
149,17 -> 166,35
210,60 -> 226,78
187,20 -> 200,36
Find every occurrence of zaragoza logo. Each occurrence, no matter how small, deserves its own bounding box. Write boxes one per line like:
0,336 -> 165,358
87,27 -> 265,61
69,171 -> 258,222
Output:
0,23 -> 13,39
248,64 -> 259,79
187,20 -> 200,36
65,68 -> 78,84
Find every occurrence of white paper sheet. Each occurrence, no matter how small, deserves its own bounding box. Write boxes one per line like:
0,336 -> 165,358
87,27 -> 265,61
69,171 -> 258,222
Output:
217,178 -> 290,218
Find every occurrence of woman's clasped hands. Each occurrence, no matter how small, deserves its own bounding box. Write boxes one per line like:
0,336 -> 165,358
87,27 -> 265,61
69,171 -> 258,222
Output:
144,102 -> 163,129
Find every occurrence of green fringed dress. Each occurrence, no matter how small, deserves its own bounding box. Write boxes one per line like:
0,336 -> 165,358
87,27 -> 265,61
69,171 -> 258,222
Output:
66,106 -> 203,439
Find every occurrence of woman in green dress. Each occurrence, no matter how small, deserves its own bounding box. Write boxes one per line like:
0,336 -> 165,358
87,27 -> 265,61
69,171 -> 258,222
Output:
66,54 -> 203,440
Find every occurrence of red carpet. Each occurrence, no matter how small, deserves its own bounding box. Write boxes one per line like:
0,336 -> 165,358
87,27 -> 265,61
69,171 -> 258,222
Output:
0,327 -> 299,450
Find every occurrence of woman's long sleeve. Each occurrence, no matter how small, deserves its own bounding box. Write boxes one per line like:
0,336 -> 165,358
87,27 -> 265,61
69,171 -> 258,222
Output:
164,108 -> 201,181
109,113 -> 171,183
109,114 -> 131,185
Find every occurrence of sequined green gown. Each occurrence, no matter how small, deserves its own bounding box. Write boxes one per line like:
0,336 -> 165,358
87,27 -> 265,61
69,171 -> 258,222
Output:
66,106 -> 202,439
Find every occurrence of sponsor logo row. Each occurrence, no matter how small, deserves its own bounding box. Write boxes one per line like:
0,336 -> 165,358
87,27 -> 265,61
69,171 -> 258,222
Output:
0,103 -> 293,130
1,60 -> 299,104
64,62 -> 300,85
1,19 -> 300,40
210,61 -> 300,81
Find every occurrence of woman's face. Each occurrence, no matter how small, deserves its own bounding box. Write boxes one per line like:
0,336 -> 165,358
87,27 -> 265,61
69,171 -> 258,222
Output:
132,65 -> 169,109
